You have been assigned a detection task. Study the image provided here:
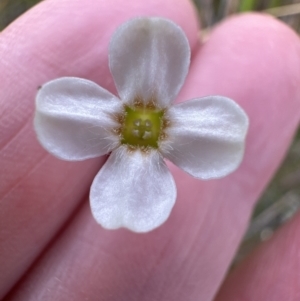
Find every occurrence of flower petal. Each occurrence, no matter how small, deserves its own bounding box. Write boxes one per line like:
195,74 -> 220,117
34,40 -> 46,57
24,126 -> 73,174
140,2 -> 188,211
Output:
109,17 -> 190,108
163,96 -> 249,179
90,146 -> 176,232
34,77 -> 123,161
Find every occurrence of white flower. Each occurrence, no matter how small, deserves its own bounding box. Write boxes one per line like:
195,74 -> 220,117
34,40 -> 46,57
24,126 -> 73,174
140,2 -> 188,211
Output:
34,17 -> 249,233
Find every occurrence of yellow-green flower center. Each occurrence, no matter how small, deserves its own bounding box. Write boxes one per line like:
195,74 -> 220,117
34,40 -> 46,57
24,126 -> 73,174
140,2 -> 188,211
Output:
121,106 -> 164,149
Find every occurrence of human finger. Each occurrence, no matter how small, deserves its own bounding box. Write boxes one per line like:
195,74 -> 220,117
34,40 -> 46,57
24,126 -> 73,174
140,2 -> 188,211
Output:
0,0 -> 199,298
214,211 -> 300,301
5,13 -> 300,301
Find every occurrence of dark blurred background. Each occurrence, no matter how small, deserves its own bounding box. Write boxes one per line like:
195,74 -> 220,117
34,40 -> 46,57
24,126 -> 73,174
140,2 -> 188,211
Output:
1,0 -> 300,263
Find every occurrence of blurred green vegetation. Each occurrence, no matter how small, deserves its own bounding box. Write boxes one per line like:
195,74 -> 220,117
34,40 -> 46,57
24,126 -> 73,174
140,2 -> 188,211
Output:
0,0 -> 41,29
1,0 -> 300,263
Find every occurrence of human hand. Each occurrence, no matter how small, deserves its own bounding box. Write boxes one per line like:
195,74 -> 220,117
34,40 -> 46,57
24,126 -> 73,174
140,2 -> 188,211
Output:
0,0 -> 300,300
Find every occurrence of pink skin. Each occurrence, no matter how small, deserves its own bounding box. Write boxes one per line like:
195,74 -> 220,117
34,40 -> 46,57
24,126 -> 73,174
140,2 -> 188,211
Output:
215,212 -> 300,301
0,0 -> 300,300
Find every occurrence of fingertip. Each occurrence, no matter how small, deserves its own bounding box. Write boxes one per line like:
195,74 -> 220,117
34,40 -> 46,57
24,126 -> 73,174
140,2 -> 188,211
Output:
0,0 -> 200,298
179,13 -> 300,202
215,212 -> 300,301
186,12 -> 300,106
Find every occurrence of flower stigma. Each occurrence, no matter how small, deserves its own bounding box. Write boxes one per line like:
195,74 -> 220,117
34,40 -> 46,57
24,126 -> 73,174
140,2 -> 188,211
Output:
120,104 -> 165,149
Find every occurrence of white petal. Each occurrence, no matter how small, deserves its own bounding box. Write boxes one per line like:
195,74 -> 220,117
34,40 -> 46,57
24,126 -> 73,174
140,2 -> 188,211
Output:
90,146 -> 176,232
109,17 -> 190,108
34,77 -> 123,161
163,96 -> 249,179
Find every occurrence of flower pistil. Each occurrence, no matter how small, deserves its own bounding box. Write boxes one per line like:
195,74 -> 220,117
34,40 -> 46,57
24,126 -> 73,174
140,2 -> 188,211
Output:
114,97 -> 169,151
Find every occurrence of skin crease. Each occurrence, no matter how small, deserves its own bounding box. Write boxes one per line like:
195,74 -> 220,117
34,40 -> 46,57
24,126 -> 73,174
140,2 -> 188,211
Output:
0,2 -> 300,301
